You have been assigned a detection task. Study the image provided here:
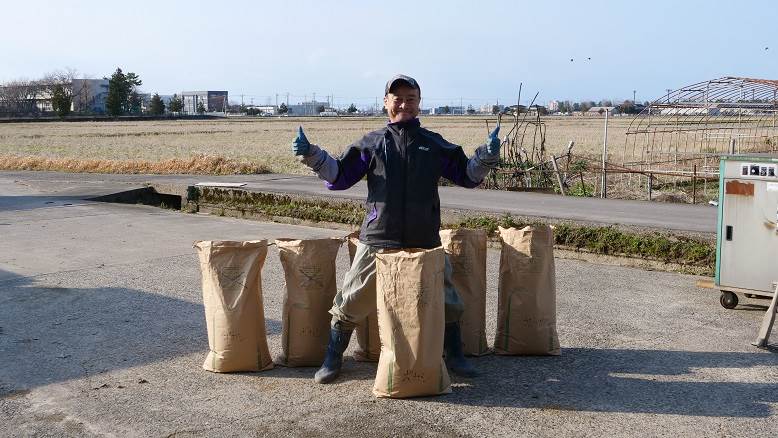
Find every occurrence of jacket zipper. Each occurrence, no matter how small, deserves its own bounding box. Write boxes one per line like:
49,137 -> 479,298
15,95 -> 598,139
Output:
401,128 -> 408,246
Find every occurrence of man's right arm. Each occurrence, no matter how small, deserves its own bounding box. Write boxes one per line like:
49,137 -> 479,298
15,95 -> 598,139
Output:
293,126 -> 370,190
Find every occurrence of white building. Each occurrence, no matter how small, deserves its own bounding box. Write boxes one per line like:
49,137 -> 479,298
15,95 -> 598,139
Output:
288,100 -> 330,116
547,100 -> 560,112
181,91 -> 228,114
255,105 -> 276,115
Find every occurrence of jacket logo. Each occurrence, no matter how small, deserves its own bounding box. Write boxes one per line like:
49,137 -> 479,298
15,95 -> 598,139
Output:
418,146 -> 429,151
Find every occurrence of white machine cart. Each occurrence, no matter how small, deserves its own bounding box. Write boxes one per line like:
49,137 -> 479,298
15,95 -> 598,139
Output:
715,153 -> 778,309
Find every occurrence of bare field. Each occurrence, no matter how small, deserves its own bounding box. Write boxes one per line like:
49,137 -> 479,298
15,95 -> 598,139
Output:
0,116 -> 630,174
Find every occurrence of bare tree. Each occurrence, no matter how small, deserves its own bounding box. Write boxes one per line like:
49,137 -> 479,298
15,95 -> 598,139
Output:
0,69 -> 79,117
0,79 -> 42,117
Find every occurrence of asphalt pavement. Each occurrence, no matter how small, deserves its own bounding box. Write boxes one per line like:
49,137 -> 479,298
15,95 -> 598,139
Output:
1,174 -> 775,437
0,170 -> 717,234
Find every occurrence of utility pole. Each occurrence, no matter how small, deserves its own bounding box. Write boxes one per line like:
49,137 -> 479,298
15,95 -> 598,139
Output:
240,94 -> 244,106
275,93 -> 278,108
632,89 -> 636,103
601,109 -> 609,199
666,88 -> 672,103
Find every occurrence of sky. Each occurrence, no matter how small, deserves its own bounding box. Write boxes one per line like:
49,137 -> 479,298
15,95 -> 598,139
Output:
2,0 -> 777,109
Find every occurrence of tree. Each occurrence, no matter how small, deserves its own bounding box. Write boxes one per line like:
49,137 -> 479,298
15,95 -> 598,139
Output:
347,103 -> 358,114
149,93 -> 165,115
168,94 -> 183,113
491,105 -> 501,115
105,70 -> 124,116
466,105 -> 475,115
618,100 -> 636,115
196,100 -> 206,114
278,102 -> 288,114
50,84 -> 72,117
316,104 -> 326,113
129,91 -> 142,114
105,68 -> 142,117
41,69 -> 76,117
442,105 -> 451,114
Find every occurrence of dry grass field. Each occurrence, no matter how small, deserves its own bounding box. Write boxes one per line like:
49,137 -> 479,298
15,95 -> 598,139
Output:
0,116 -> 631,175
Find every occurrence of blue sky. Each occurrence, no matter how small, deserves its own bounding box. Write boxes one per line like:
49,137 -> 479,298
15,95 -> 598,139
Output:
2,0 -> 776,108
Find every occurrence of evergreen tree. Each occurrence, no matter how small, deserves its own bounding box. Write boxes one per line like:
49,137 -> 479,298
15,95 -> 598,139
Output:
278,102 -> 288,114
129,91 -> 142,114
347,103 -> 358,113
149,93 -> 165,115
196,100 -> 206,114
168,94 -> 183,113
105,68 -> 126,116
105,68 -> 143,117
50,84 -> 72,117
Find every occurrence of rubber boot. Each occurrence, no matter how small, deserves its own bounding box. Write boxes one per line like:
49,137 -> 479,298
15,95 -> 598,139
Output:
444,322 -> 478,377
314,325 -> 353,384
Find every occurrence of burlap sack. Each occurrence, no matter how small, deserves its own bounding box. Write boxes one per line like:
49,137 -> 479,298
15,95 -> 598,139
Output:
275,238 -> 342,367
494,226 -> 560,355
440,228 -> 489,356
373,248 -> 452,398
193,240 -> 274,373
346,231 -> 381,362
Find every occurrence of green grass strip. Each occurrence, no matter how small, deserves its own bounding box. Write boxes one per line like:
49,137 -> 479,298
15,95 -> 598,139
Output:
194,187 -> 715,272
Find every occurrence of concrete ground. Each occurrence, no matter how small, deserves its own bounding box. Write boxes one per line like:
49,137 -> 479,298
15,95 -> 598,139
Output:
0,175 -> 776,437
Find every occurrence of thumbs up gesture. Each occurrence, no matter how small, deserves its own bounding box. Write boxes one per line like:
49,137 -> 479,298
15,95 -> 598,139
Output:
292,126 -> 311,156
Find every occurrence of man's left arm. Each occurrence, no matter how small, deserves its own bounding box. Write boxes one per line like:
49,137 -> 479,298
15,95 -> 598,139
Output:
440,126 -> 501,188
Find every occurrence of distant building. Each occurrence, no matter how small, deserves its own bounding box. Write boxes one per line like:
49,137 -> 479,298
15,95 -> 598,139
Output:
660,106 -> 720,116
181,91 -> 228,114
480,104 -> 503,114
71,79 -> 109,113
586,106 -> 618,116
254,105 -> 276,115
547,100 -> 560,112
430,106 -> 464,115
288,100 -> 330,116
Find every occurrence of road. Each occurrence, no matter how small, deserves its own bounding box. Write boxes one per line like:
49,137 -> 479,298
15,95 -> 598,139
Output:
1,175 -> 775,437
1,170 -> 717,234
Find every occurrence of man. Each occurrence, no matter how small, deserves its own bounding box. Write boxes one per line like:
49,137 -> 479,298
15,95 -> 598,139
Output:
292,74 -> 500,384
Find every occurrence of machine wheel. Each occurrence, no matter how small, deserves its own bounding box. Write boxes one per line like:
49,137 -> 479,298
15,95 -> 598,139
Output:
720,291 -> 738,309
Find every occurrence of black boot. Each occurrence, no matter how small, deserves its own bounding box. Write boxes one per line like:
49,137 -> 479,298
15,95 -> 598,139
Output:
314,325 -> 353,384
444,322 -> 478,378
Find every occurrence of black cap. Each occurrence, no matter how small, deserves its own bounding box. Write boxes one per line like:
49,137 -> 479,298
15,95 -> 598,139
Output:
385,74 -> 421,96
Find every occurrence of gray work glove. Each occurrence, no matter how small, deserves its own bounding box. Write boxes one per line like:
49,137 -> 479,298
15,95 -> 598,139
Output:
467,125 -> 501,183
292,126 -> 339,183
292,126 -> 311,156
486,125 -> 501,155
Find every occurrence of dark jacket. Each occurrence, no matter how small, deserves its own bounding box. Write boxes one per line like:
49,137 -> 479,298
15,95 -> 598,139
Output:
326,118 -> 479,248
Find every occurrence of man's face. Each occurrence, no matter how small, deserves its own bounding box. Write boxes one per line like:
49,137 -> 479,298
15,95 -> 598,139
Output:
384,84 -> 420,123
